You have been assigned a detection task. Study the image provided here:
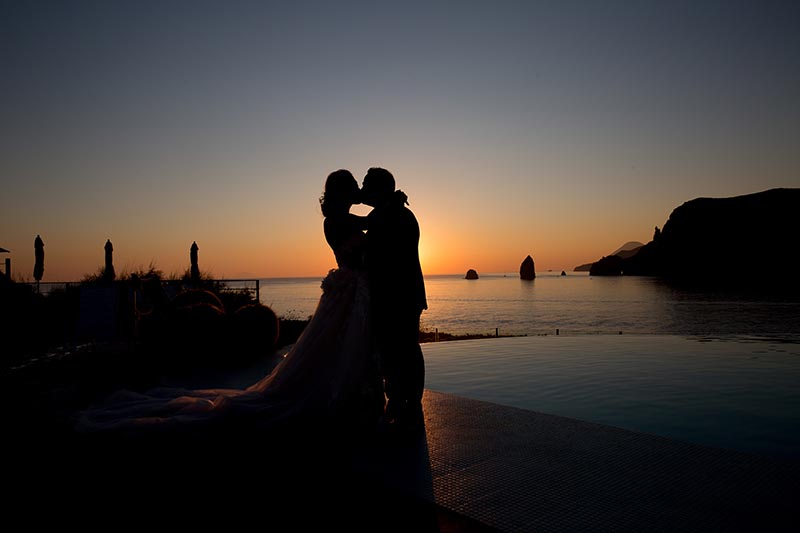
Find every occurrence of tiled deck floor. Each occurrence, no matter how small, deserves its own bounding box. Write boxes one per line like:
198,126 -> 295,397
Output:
6,338 -> 799,531
349,389 -> 800,532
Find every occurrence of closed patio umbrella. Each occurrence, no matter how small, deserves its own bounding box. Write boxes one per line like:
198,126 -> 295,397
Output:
190,241 -> 200,282
104,239 -> 115,281
33,235 -> 44,292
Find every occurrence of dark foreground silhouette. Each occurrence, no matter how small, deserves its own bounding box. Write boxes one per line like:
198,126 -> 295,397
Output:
5,353 -> 495,532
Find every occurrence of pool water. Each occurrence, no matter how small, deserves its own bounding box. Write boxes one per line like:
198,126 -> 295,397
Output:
422,334 -> 800,460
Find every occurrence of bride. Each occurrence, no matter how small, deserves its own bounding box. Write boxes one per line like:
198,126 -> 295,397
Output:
75,170 -> 390,439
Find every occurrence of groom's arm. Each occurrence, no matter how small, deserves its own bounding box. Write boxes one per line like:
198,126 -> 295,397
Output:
354,214 -> 369,232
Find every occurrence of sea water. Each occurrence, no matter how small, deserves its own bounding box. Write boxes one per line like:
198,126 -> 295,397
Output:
422,335 -> 800,459
258,271 -> 800,339
256,272 -> 800,458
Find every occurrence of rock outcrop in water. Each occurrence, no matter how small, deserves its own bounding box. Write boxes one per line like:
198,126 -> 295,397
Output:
465,269 -> 479,280
520,255 -> 536,280
589,188 -> 800,290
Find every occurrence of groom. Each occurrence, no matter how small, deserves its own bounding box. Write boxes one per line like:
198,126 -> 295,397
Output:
360,167 -> 427,434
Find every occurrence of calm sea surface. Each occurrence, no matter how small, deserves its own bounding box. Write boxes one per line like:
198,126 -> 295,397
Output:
255,272 -> 800,458
423,335 -> 800,459
258,271 -> 800,339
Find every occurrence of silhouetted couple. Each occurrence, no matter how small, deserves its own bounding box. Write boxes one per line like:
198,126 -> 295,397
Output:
323,167 -> 428,433
76,167 -> 427,440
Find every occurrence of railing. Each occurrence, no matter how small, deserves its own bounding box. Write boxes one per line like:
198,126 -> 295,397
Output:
206,278 -> 260,302
24,281 -> 79,295
22,279 -> 260,302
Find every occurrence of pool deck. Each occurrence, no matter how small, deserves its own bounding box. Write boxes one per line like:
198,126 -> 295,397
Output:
348,389 -> 800,531
6,337 -> 800,531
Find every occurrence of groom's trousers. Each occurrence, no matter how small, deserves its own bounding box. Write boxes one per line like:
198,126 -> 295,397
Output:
373,307 -> 425,407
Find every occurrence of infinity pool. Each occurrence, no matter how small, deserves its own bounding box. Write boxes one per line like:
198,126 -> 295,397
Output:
422,334 -> 800,459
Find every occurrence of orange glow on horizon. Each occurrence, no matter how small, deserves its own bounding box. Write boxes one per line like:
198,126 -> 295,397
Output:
2,219 -> 654,282
0,178 -> 666,282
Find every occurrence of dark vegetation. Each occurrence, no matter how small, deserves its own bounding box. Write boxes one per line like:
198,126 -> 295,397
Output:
2,264 -> 502,375
1,266 -> 499,437
1,267 -> 279,433
1,267 -> 277,371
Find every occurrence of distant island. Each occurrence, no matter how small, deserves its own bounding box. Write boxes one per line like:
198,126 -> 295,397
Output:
582,188 -> 800,290
574,241 -> 643,271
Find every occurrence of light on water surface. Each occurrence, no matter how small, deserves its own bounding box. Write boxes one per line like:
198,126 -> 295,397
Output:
259,274 -> 800,459
423,335 -> 800,459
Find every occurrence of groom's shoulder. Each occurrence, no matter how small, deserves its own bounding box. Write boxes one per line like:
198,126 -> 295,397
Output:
372,203 -> 418,225
400,204 -> 419,222
397,205 -> 421,234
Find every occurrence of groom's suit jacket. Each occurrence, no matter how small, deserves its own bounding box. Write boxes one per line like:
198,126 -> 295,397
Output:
365,201 -> 427,315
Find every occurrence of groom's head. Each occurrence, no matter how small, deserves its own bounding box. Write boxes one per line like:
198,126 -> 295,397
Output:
361,167 -> 395,207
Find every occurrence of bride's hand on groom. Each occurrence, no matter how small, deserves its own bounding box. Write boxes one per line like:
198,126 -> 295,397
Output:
393,189 -> 409,205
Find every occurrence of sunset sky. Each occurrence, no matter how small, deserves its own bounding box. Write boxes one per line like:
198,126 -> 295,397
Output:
2,1 -> 798,281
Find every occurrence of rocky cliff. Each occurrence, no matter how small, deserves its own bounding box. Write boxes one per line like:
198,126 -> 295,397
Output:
575,241 -> 643,271
590,188 -> 800,289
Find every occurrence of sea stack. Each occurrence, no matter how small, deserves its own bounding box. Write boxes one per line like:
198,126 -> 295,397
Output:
465,269 -> 479,280
520,255 -> 536,280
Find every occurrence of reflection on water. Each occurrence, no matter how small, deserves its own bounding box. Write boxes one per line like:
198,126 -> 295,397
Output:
258,275 -> 800,458
260,273 -> 800,338
423,335 -> 800,459
651,278 -> 800,339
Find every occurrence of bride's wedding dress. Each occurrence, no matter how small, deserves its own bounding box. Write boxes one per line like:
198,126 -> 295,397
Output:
75,265 -> 384,437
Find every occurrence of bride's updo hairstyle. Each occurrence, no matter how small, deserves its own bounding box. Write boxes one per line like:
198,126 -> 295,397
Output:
320,169 -> 359,217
